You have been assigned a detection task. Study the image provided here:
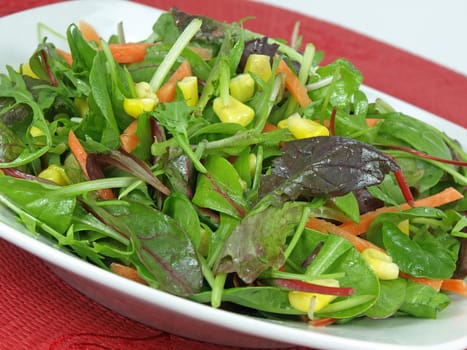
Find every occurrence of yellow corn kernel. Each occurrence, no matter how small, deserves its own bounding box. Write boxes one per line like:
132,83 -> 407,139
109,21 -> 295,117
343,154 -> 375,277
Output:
134,81 -> 156,99
397,219 -> 410,235
38,164 -> 71,186
362,248 -> 399,280
177,76 -> 199,106
288,279 -> 340,313
229,74 -> 255,102
244,54 -> 272,82
30,126 -> 45,138
21,63 -> 39,79
213,95 -> 255,126
123,97 -> 157,118
278,113 -> 329,139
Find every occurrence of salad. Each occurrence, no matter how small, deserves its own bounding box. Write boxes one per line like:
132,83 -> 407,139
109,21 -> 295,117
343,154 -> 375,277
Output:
0,7 -> 466,327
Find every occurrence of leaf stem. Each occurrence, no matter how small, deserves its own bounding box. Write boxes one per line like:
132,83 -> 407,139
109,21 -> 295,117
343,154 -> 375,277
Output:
150,18 -> 202,91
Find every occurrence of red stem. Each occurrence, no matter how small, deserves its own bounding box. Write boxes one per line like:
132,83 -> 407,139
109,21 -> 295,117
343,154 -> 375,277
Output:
381,144 -> 467,166
41,49 -> 58,87
329,107 -> 337,136
271,278 -> 354,296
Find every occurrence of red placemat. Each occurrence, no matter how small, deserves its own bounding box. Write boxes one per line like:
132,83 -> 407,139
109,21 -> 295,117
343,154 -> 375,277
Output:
0,1 -> 466,350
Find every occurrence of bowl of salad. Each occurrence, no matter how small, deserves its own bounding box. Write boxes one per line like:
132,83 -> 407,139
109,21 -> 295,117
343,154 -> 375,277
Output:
0,1 -> 466,349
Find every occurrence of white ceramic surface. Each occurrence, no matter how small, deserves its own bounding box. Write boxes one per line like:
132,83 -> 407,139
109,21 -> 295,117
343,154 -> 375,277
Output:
0,1 -> 466,350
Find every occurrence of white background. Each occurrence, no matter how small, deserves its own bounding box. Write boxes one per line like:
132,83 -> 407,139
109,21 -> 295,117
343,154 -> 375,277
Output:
254,0 -> 467,77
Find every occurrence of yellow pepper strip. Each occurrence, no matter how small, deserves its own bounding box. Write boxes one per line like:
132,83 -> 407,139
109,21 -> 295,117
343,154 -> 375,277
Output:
288,279 -> 340,314
213,95 -> 255,127
177,76 -> 199,106
38,164 -> 71,186
362,248 -> 399,280
229,74 -> 255,102
278,113 -> 329,139
244,54 -> 272,82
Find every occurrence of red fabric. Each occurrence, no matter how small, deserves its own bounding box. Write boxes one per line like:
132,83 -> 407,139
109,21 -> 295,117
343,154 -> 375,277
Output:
0,1 -> 466,350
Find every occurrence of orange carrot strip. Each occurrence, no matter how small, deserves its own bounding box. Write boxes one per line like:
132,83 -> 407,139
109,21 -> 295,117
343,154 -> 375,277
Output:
262,122 -> 279,133
79,20 -> 101,46
188,46 -> 212,60
440,278 -> 467,297
156,60 -> 192,103
68,130 -> 89,178
309,317 -> 337,327
323,118 -> 381,128
68,130 -> 115,200
276,59 -> 312,108
338,187 -> 464,235
306,217 -> 383,253
400,272 -> 443,291
120,119 -> 140,153
56,48 -> 73,66
109,43 -> 152,64
110,263 -> 148,285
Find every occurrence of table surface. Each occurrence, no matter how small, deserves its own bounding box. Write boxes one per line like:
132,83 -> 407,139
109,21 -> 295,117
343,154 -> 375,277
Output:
1,1 -> 466,350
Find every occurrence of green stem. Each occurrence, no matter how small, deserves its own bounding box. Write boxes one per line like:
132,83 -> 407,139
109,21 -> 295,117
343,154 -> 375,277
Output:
174,133 -> 207,173
150,18 -> 202,91
284,206 -> 311,260
211,273 -> 227,308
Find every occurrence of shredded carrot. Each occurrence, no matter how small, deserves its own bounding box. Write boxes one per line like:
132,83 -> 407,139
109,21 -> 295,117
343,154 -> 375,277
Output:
109,43 -> 152,64
120,119 -> 140,153
110,263 -> 148,285
338,187 -> 464,235
440,278 -> 467,297
188,46 -> 212,60
156,60 -> 193,103
78,20 -> 101,46
309,317 -> 337,327
68,130 -> 115,200
399,272 -> 443,291
306,217 -> 383,253
68,130 -> 89,178
56,48 -> 73,66
276,59 -> 312,108
262,122 -> 279,133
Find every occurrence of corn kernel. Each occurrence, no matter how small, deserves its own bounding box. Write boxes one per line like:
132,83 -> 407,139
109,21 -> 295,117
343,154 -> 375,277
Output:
38,164 -> 71,186
21,63 -> 39,79
278,113 -> 329,139
288,279 -> 340,313
177,76 -> 199,106
213,95 -> 255,126
244,54 -> 272,82
134,81 -> 154,98
123,97 -> 157,118
229,74 -> 255,102
362,248 -> 399,280
30,126 -> 45,138
397,219 -> 410,235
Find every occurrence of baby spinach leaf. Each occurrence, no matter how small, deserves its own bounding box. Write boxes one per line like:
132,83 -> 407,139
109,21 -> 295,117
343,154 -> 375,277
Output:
399,280 -> 451,318
192,155 -> 248,218
191,286 -> 301,315
163,192 -> 202,251
0,176 -> 74,234
365,278 -> 407,319
382,222 -> 459,279
260,136 -> 399,200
